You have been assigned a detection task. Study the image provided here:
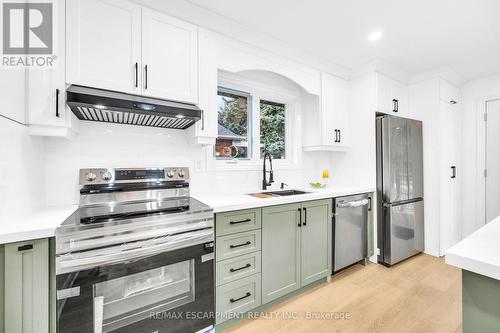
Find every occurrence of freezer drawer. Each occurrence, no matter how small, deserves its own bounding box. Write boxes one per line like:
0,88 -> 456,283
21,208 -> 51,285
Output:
333,194 -> 369,272
382,199 -> 424,266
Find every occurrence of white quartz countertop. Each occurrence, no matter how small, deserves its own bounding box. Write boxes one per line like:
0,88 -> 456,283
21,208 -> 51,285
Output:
0,186 -> 374,244
192,186 -> 375,213
0,205 -> 78,244
446,216 -> 500,280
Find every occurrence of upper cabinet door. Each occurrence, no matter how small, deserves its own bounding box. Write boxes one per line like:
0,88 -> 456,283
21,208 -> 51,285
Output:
66,0 -> 141,93
320,73 -> 349,148
141,9 -> 198,103
376,74 -> 409,116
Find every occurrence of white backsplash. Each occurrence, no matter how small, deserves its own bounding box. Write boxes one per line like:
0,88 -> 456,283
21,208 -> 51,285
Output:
0,117 -> 46,217
44,121 -> 341,206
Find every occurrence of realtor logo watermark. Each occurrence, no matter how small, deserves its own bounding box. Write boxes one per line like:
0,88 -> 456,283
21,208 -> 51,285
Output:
1,1 -> 56,67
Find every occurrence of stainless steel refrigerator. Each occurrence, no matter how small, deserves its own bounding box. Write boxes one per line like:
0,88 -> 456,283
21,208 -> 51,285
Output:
376,115 -> 424,266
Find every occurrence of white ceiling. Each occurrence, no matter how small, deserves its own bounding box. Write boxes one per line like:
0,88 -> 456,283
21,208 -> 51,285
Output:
186,0 -> 500,81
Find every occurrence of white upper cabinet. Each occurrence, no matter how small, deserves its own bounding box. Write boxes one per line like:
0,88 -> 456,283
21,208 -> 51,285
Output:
375,73 -> 408,116
28,0 -> 66,127
194,28 -> 218,144
303,73 -> 349,151
66,0 -> 142,93
66,0 -> 198,104
142,9 -> 198,103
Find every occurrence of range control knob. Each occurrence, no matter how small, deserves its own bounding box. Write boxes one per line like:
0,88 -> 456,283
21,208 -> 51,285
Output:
85,172 -> 97,182
178,169 -> 185,178
166,170 -> 175,178
102,171 -> 113,181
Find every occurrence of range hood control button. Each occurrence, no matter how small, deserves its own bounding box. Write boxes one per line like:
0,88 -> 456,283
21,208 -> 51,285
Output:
166,170 -> 174,178
85,172 -> 97,182
102,171 -> 112,181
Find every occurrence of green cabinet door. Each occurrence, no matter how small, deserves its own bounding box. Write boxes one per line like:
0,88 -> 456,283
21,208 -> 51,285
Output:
262,203 -> 301,304
4,238 -> 49,333
300,199 -> 332,286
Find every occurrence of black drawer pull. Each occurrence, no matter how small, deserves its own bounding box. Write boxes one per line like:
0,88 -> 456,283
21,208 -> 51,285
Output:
230,292 -> 251,303
229,218 -> 252,225
229,241 -> 251,249
303,207 -> 307,226
18,244 -> 33,252
230,263 -> 251,272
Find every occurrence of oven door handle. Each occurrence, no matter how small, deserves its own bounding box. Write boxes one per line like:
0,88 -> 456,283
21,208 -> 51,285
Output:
57,228 -> 214,274
94,296 -> 104,333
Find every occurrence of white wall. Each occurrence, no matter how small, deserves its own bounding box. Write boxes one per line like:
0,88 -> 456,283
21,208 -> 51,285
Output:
461,74 -> 500,237
0,117 -> 45,220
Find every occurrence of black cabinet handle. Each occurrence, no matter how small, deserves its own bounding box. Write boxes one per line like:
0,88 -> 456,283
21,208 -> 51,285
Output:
18,244 -> 33,252
229,218 -> 251,225
230,292 -> 251,303
298,208 -> 302,227
230,263 -> 251,273
450,100 -> 457,105
334,129 -> 339,143
134,62 -> 138,88
201,109 -> 204,130
144,65 -> 148,90
338,130 -> 341,143
229,241 -> 251,249
303,207 -> 307,226
393,99 -> 398,112
55,89 -> 60,118
451,166 -> 456,179
368,197 -> 372,211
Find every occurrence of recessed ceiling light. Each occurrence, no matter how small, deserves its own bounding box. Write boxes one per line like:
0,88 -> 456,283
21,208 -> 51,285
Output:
368,31 -> 383,42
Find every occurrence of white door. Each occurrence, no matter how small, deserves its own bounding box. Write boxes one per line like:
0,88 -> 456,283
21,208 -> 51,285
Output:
320,73 -> 349,147
28,0 -> 66,126
66,0 -> 141,93
392,80 -> 409,117
439,101 -> 461,254
141,9 -> 198,103
486,100 -> 500,223
375,74 -> 393,113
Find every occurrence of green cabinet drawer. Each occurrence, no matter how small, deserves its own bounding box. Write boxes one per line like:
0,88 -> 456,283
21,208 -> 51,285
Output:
216,251 -> 261,286
216,230 -> 261,262
216,208 -> 261,237
216,274 -> 262,324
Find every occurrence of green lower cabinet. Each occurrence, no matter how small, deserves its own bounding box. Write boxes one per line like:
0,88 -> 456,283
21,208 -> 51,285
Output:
3,238 -> 50,333
463,270 -> 500,333
300,199 -> 332,286
262,203 -> 302,304
262,199 -> 332,304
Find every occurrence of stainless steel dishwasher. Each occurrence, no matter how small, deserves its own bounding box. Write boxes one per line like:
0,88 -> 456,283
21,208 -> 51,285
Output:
333,193 -> 370,273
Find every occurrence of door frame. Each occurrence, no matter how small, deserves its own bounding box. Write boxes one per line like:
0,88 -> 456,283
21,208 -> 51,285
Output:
477,96 -> 500,226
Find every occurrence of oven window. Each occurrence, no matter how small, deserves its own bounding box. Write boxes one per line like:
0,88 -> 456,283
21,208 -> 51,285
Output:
93,259 -> 195,332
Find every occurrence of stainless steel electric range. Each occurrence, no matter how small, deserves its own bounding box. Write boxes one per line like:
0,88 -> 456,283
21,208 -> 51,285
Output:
55,167 -> 214,333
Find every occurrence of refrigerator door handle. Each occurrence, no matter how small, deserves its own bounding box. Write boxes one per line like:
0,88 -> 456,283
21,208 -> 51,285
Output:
451,166 -> 456,178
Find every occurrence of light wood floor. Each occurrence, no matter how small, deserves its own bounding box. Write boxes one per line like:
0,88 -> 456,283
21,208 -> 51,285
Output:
226,254 -> 462,333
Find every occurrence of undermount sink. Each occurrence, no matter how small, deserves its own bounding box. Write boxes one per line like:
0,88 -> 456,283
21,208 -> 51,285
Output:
248,189 -> 310,198
267,190 -> 309,196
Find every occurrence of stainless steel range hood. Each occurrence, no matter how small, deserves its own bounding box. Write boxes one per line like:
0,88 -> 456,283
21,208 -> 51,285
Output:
66,85 -> 202,130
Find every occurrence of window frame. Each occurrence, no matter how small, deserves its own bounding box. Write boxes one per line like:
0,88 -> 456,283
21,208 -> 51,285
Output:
214,86 -> 253,161
210,72 -> 301,171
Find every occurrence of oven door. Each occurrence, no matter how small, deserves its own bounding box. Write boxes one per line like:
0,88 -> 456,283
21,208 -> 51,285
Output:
56,242 -> 214,333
